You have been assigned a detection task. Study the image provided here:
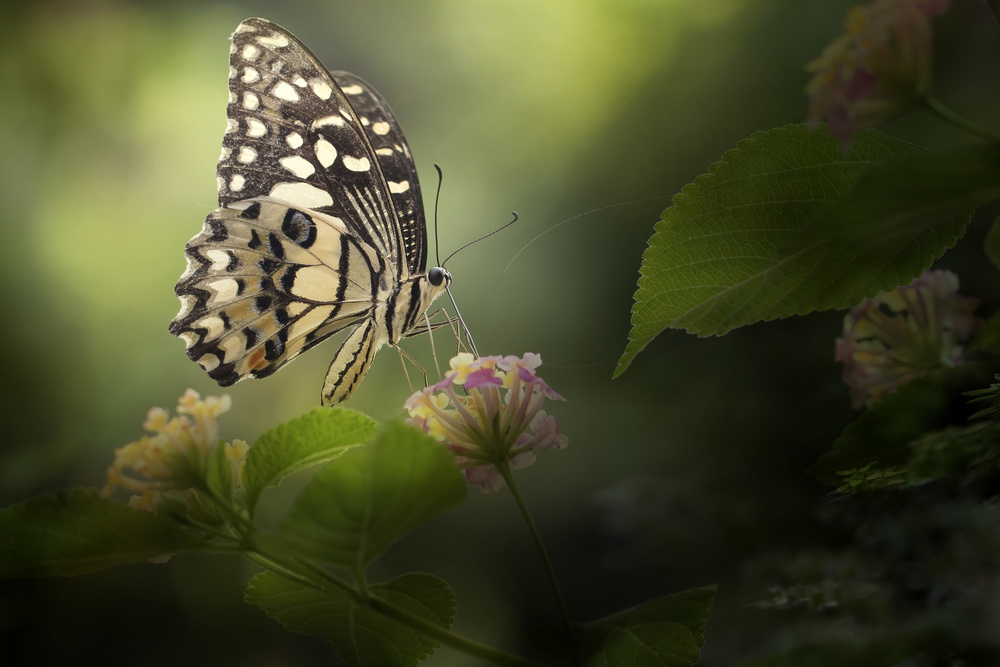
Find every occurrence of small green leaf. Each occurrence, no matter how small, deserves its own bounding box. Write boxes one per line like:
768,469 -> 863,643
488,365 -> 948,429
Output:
272,421 -> 466,569
617,125 -> 970,377
526,585 -> 716,666
243,407 -> 377,511
245,571 -> 455,667
985,216 -> 1000,272
0,490 -> 203,577
809,363 -> 1000,486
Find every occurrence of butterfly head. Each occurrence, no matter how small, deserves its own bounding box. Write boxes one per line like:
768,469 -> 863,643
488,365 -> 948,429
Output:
427,266 -> 452,288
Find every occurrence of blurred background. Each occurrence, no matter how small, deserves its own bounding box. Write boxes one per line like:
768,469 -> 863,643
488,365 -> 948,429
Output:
1,0 -> 999,664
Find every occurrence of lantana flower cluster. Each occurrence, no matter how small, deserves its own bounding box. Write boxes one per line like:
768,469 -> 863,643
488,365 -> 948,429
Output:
805,0 -> 951,147
835,270 -> 981,408
405,353 -> 569,493
101,390 -> 248,512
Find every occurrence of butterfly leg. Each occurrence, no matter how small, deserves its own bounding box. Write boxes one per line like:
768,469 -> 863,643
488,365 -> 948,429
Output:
393,344 -> 428,394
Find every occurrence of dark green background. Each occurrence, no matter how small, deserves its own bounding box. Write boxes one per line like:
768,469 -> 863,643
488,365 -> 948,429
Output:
1,0 -> 998,664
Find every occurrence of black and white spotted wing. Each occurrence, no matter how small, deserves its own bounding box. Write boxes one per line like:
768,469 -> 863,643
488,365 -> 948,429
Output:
170,17 -> 451,406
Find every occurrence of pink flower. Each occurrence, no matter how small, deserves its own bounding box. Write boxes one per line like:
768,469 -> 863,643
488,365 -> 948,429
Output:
404,353 -> 568,493
835,270 -> 981,408
805,0 -> 951,147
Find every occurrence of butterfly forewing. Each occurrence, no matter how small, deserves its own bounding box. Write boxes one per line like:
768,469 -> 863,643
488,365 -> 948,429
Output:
170,17 -> 451,405
331,71 -> 427,275
218,18 -> 410,276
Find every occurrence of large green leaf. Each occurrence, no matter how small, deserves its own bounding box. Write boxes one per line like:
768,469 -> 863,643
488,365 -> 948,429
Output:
272,421 -> 466,569
245,571 -> 456,667
617,125 -> 971,377
526,585 -> 716,666
809,363 -> 999,486
0,490 -> 203,577
794,142 -> 1000,248
243,407 -> 377,512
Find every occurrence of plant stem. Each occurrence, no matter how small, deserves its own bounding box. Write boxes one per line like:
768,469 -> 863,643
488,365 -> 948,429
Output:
498,461 -> 579,666
246,551 -> 545,666
923,96 -> 1000,142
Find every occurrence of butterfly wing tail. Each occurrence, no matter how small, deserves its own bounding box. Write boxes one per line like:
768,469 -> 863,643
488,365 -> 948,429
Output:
321,320 -> 384,406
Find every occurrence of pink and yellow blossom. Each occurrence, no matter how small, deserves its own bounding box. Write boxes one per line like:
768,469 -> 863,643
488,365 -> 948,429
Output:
835,270 -> 981,408
805,0 -> 951,147
405,353 -> 568,493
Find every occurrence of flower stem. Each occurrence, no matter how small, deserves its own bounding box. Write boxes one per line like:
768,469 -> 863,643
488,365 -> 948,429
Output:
368,597 -> 549,667
497,461 -> 579,666
922,96 -> 1000,142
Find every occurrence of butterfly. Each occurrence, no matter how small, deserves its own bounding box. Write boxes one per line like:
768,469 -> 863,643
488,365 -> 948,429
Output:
169,17 -> 454,406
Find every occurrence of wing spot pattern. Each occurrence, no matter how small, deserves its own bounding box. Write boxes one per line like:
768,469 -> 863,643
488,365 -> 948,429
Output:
343,155 -> 371,172
314,138 -> 337,168
279,155 -> 316,178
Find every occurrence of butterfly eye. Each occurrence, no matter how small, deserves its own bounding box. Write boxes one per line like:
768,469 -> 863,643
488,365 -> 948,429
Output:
428,267 -> 448,286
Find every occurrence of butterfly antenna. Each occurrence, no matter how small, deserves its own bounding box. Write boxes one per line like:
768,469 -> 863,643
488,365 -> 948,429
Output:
442,211 -> 518,268
440,212 -> 517,357
433,164 -> 444,268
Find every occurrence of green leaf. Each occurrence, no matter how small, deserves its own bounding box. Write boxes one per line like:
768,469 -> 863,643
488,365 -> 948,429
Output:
809,362 -> 1000,486
245,571 -> 455,667
272,421 -> 466,569
526,585 -> 716,666
985,216 -> 1000,272
795,142 -> 1000,248
616,125 -> 970,377
0,490 -> 203,577
243,407 -> 377,512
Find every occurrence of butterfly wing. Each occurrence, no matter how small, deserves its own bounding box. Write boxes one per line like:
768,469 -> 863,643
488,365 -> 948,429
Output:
217,17 -> 412,279
171,198 -> 383,385
171,18 -> 428,399
330,71 -> 427,275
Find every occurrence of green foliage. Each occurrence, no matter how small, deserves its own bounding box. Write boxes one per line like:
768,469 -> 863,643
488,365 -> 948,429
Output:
245,571 -> 456,667
809,362 -> 1000,486
0,490 -> 204,577
793,142 -> 1000,248
739,631 -> 952,667
271,421 -> 466,569
616,125 -> 971,377
243,407 -> 377,512
526,586 -> 716,666
986,217 -> 1000,272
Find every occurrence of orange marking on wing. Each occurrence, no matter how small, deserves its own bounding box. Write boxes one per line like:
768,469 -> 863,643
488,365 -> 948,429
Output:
248,348 -> 268,371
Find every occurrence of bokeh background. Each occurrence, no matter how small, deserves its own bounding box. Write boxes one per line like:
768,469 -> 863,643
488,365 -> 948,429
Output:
2,0 -> 999,665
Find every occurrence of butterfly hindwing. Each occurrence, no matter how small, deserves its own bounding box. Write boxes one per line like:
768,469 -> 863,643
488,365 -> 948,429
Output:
170,199 -> 379,386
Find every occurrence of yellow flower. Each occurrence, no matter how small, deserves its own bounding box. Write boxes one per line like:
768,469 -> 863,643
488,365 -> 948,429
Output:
102,390 -> 236,512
